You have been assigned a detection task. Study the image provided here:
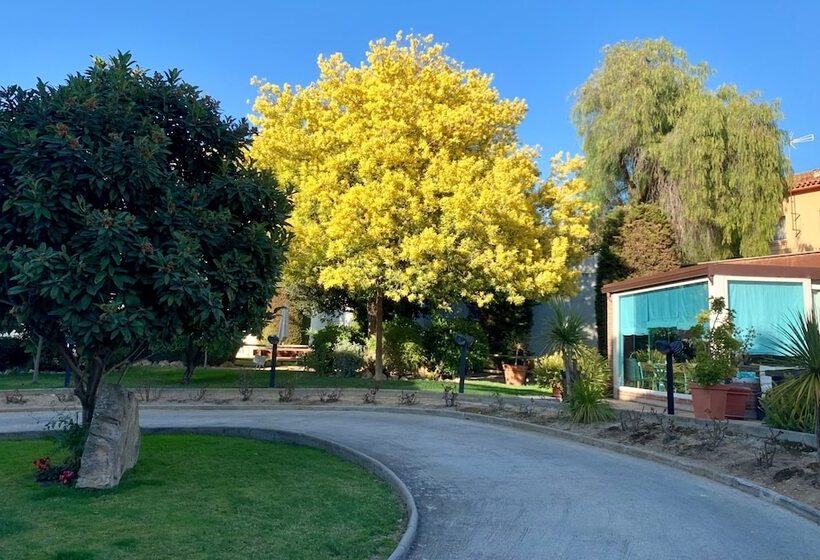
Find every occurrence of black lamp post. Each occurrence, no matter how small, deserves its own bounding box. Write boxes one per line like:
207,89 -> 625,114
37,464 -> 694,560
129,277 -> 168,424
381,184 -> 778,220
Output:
454,333 -> 476,394
267,335 -> 279,388
653,339 -> 683,415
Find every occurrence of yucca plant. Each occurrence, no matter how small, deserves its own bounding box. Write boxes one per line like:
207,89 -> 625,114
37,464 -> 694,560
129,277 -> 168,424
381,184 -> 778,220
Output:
763,314 -> 820,458
545,300 -> 588,398
565,376 -> 615,423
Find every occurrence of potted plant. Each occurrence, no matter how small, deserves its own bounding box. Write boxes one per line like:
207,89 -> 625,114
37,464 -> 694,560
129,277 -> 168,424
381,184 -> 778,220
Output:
502,342 -> 528,385
533,353 -> 564,399
689,297 -> 752,420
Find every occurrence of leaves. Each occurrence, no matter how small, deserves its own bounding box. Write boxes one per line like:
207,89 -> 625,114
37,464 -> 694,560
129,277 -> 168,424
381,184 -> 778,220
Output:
574,38 -> 790,261
0,53 -> 291,384
250,33 -> 593,310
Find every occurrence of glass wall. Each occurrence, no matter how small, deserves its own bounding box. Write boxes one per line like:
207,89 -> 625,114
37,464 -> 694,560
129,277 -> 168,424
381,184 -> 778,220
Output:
728,281 -> 804,355
618,282 -> 708,392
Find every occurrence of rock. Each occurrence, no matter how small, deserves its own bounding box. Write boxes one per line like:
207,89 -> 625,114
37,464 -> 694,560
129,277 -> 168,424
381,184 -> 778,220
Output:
156,360 -> 170,367
76,384 -> 140,489
168,360 -> 184,367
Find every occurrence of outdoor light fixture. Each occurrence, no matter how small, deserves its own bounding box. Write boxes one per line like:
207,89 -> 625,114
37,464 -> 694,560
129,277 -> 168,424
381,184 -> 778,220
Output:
653,339 -> 683,415
454,333 -> 475,394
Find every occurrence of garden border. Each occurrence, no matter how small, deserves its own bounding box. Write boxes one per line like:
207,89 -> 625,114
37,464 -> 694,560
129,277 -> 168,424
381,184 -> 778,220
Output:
0,426 -> 418,560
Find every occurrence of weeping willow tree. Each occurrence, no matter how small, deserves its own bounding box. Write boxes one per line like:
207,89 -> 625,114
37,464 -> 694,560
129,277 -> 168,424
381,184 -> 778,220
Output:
574,39 -> 791,262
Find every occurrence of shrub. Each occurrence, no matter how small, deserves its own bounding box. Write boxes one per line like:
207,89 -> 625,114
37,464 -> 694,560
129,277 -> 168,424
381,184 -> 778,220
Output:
0,337 -> 28,371
332,339 -> 364,377
206,336 -> 244,365
424,315 -> 489,377
533,353 -> 564,389
564,377 -> 614,423
690,297 -> 744,386
303,324 -> 363,376
382,317 -> 426,377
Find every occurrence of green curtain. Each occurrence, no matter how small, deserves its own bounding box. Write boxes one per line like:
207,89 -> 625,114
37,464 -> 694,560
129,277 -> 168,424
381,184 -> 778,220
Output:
618,282 -> 708,336
728,281 -> 804,355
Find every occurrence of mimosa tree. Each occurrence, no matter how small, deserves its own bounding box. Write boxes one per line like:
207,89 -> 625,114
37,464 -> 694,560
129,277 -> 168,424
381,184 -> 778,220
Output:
250,34 -> 593,378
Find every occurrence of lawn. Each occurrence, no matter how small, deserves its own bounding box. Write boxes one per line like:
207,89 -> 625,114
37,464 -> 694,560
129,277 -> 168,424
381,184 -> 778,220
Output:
0,435 -> 403,560
0,366 -> 549,397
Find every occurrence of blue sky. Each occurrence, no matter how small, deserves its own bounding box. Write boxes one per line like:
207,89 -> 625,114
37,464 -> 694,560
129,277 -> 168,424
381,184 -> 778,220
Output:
2,0 -> 818,172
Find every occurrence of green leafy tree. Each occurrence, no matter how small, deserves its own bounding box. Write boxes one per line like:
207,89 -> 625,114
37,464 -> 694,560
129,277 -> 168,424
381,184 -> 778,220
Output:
0,54 -> 290,424
594,204 -> 682,353
574,38 -> 790,261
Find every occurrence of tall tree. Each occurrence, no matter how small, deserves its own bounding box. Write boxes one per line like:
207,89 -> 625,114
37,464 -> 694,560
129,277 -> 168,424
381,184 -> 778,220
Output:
250,34 -> 593,379
573,38 -> 790,261
0,54 -> 290,424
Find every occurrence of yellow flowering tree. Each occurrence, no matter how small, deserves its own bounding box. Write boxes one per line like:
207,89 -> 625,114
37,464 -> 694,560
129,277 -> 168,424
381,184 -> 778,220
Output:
250,34 -> 593,378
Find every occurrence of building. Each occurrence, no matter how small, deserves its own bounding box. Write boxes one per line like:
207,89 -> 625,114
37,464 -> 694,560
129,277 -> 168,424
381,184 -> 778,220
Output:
601,251 -> 820,405
771,169 -> 820,254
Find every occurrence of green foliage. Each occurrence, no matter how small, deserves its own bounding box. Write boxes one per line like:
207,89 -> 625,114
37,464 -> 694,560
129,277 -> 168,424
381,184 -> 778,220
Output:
595,204 -> 682,352
574,38 -> 790,261
45,414 -> 89,471
0,336 -> 28,371
533,353 -> 564,389
690,297 -> 743,386
332,338 -> 365,378
382,317 -> 426,377
0,53 -> 290,421
303,324 -> 363,376
761,315 -> 820,436
469,300 -> 534,355
424,315 -> 490,377
564,377 -> 614,423
545,301 -> 588,394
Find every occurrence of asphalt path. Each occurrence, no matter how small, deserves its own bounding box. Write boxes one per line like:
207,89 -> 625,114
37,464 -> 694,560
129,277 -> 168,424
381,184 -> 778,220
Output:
1,408 -> 819,559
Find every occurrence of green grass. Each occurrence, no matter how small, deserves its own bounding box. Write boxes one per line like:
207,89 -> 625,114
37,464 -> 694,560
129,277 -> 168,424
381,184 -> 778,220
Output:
0,367 -> 548,397
0,435 -> 403,559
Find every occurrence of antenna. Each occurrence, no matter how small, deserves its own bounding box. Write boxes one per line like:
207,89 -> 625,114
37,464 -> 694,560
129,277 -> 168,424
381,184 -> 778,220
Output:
790,133 -> 815,149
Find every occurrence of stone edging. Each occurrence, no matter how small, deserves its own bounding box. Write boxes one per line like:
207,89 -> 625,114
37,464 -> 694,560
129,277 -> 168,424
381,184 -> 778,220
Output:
1,426 -> 418,560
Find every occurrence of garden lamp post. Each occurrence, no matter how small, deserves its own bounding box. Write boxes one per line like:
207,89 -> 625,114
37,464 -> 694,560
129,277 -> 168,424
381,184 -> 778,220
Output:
654,340 -> 683,415
267,335 -> 279,388
454,333 -> 476,394
267,306 -> 289,388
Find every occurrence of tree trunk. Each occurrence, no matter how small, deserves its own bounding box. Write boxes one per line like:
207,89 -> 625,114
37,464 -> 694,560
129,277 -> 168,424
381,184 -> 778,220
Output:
181,336 -> 201,384
32,336 -> 43,384
369,290 -> 386,380
561,352 -> 573,400
75,365 -> 104,426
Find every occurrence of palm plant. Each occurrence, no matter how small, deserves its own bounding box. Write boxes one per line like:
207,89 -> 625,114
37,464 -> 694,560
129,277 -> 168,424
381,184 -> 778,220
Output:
544,300 -> 588,399
763,314 -> 820,458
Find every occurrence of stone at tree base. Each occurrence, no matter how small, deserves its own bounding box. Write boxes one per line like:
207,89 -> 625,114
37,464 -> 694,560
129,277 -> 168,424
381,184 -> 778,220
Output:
76,383 -> 140,489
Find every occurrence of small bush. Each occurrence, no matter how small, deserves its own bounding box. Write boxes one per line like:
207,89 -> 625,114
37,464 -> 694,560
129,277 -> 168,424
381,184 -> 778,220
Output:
533,353 -> 564,389
278,383 -> 295,402
0,337 -> 28,371
332,339 -> 364,377
397,391 -> 417,406
424,315 -> 489,377
5,389 -> 27,404
303,324 -> 362,376
237,372 -> 254,401
382,317 -> 426,377
319,388 -> 342,403
564,378 -> 614,423
761,375 -> 818,434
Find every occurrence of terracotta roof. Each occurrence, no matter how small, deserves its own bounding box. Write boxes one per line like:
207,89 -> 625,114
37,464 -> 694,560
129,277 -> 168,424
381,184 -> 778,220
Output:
791,169 -> 820,194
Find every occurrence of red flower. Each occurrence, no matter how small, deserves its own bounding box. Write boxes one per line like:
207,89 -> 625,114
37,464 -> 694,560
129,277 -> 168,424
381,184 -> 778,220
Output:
33,457 -> 51,473
58,469 -> 76,486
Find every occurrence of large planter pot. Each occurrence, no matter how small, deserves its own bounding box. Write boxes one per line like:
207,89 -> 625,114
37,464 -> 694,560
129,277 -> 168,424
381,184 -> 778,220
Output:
503,364 -> 527,386
690,383 -> 731,420
725,385 -> 753,420
552,384 -> 563,400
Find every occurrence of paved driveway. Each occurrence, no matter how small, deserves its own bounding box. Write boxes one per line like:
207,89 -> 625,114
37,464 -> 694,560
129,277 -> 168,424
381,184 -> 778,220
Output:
2,408 -> 819,559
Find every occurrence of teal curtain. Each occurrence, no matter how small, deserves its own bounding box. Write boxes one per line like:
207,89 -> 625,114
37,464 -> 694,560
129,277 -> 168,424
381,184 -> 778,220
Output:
618,282 -> 708,336
728,281 -> 804,355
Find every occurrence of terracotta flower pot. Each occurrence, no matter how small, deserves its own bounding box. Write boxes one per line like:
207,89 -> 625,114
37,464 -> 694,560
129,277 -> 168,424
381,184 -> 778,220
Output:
725,385 -> 753,420
552,384 -> 563,400
503,363 -> 527,386
690,383 -> 731,419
